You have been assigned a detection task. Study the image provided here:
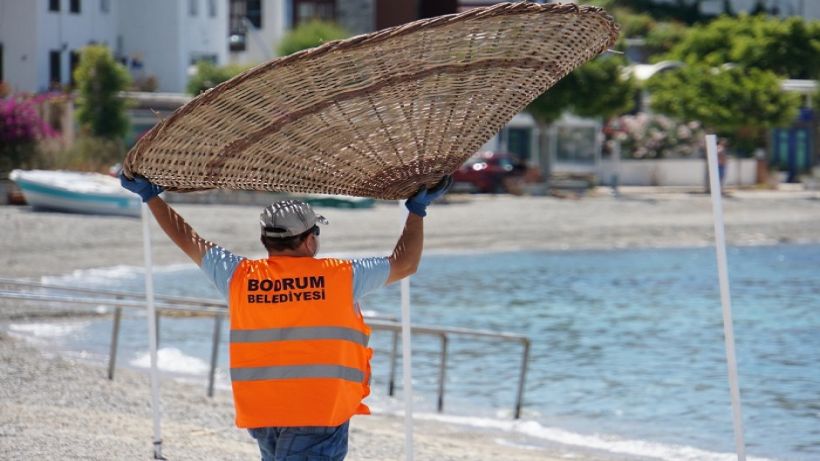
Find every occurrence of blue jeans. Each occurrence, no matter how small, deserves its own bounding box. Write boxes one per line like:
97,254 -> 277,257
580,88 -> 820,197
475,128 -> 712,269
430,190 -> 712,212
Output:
248,421 -> 349,461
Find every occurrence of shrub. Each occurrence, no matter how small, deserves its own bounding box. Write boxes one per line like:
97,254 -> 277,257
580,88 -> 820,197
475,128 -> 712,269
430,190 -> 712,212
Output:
74,45 -> 131,140
186,61 -> 250,95
605,113 -> 706,159
40,136 -> 126,172
0,96 -> 57,173
277,20 -> 349,56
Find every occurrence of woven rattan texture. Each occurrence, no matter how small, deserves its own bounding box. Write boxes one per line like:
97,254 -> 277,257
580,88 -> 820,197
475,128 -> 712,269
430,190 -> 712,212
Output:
124,2 -> 619,199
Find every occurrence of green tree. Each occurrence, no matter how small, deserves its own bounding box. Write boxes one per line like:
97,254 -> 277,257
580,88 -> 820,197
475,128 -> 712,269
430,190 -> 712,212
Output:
648,65 -> 800,152
644,20 -> 690,58
186,60 -> 251,95
528,55 -> 638,125
590,0 -> 724,25
614,8 -> 656,38
74,45 -> 131,139
527,55 -> 638,176
665,14 -> 820,79
586,2 -> 692,63
569,56 -> 639,120
277,20 -> 349,56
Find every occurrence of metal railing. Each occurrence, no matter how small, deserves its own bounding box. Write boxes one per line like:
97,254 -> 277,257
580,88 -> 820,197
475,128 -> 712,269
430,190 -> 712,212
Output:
367,319 -> 530,418
0,278 -> 530,418
0,278 -> 228,396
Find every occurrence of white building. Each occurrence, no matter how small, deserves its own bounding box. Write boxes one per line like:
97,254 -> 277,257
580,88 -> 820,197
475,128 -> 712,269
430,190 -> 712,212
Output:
0,0 -> 119,92
681,0 -> 819,19
225,0 -> 374,66
118,0 -> 228,92
0,0 -> 228,93
227,0 -> 286,65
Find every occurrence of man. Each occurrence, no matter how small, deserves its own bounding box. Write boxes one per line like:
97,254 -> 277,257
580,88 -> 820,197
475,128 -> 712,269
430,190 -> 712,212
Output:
717,138 -> 729,189
121,174 -> 452,461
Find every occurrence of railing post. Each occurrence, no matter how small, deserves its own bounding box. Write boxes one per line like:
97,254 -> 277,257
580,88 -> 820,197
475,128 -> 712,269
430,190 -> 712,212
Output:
207,313 -> 224,397
437,334 -> 448,413
107,301 -> 123,380
514,338 -> 530,419
388,330 -> 399,396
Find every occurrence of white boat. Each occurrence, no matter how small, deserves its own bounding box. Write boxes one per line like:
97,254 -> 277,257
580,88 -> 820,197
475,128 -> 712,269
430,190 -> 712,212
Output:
9,169 -> 141,217
298,193 -> 375,209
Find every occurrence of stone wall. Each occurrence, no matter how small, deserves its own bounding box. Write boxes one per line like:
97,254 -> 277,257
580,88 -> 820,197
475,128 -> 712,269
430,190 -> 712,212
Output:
597,158 -> 759,187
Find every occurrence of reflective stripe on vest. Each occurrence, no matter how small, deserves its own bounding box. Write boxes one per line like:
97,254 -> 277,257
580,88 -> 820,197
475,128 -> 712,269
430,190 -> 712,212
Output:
230,364 -> 364,383
230,326 -> 369,347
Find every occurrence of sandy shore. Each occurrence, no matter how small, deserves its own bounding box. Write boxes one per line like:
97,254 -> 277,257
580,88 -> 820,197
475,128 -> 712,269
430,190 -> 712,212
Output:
3,188 -> 820,280
2,188 -> 820,460
2,331 -> 596,461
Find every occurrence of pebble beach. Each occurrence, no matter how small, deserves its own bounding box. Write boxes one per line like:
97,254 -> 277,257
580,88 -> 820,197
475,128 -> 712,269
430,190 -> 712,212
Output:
2,188 -> 820,460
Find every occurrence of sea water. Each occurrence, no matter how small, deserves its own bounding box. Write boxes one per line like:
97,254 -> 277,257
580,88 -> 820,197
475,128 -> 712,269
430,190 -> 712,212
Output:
9,244 -> 819,461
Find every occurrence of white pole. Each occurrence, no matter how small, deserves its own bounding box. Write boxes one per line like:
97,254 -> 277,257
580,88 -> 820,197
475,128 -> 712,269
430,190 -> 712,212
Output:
397,200 -> 414,461
141,203 -> 164,460
705,134 -> 747,461
612,140 -> 621,197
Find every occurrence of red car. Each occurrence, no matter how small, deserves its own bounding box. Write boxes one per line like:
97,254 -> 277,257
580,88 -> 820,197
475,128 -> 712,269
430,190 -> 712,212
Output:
452,151 -> 525,193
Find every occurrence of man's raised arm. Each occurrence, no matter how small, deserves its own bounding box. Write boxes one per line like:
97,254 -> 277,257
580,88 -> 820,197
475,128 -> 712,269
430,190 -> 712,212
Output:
386,176 -> 452,285
121,174 -> 214,266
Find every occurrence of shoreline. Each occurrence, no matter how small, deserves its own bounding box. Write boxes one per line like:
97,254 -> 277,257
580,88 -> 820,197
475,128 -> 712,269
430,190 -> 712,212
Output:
3,188 -> 820,280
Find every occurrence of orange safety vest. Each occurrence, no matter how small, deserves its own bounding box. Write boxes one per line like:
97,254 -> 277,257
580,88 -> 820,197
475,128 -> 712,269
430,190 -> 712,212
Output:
228,256 -> 372,428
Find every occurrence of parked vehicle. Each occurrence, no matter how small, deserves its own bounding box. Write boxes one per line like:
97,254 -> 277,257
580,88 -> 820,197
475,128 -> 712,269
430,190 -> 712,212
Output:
452,151 -> 525,193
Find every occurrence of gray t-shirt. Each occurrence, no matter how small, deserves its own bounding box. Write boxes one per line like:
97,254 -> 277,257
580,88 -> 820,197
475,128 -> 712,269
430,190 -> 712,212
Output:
200,246 -> 390,302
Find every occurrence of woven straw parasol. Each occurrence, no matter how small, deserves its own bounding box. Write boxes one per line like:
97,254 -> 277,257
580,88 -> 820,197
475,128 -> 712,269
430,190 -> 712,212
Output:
123,2 -> 619,199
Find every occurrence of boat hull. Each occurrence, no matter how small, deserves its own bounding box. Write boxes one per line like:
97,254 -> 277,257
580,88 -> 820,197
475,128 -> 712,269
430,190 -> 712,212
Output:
10,170 -> 141,217
300,194 -> 375,209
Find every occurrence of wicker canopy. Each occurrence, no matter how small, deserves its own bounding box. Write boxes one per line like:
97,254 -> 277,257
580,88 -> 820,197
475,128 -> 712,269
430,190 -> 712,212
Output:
123,2 -> 618,199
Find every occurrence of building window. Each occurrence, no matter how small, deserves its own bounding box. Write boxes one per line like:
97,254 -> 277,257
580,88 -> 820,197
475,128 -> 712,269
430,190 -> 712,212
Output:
228,0 -> 263,51
229,0 -> 250,51
69,51 -> 81,87
246,0 -> 261,28
555,125 -> 598,164
229,0 -> 246,33
505,127 -> 532,162
70,0 -> 80,14
49,0 -> 60,12
229,0 -> 246,51
189,0 -> 198,16
130,55 -> 144,70
100,0 -> 110,14
50,50 -> 62,86
293,0 -> 335,27
420,0 -> 456,18
208,0 -> 217,18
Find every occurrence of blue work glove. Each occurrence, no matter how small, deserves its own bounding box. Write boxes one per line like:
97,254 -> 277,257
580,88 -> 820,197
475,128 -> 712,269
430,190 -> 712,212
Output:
120,172 -> 164,203
405,175 -> 453,217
